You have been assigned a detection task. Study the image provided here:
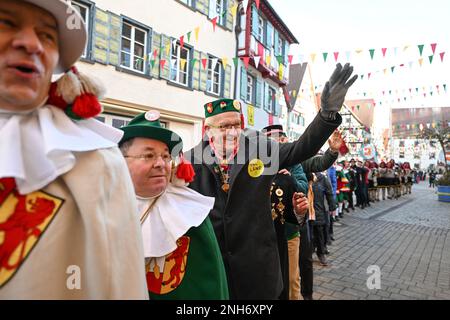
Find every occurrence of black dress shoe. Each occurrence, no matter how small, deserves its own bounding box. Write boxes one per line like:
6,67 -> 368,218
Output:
330,236 -> 335,241
303,295 -> 314,300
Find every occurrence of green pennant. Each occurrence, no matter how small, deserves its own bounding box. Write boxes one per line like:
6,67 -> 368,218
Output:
192,58 -> 197,67
391,66 -> 395,73
363,92 -> 367,96
357,105 -> 360,110
429,55 -> 434,64
222,9 -> 227,18
444,84 -> 447,92
416,88 -> 419,93
276,55 -> 284,64
322,52 -> 328,62
233,57 -> 239,68
187,31 -> 192,42
369,49 -> 375,60
418,44 -> 424,56
150,59 -> 155,69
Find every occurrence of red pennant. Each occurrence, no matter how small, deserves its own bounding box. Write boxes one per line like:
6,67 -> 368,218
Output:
242,57 -> 250,69
431,43 -> 437,55
382,48 -> 387,57
368,72 -> 372,80
201,58 -> 208,69
211,17 -> 218,32
160,59 -> 166,69
180,36 -> 184,49
440,52 -> 445,62
288,55 -> 293,64
255,0 -> 260,9
153,49 -> 158,58
258,43 -> 265,57
333,52 -> 339,62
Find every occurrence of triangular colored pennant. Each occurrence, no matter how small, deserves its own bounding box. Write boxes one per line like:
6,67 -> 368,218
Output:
431,43 -> 437,54
391,66 -> 395,73
231,4 -> 238,18
191,58 -> 197,67
357,105 -> 360,110
165,44 -> 171,56
444,84 -> 447,92
333,52 -> 339,62
242,57 -> 250,69
195,27 -> 200,42
254,56 -> 261,68
201,58 -> 208,69
278,64 -> 284,80
180,58 -> 187,70
440,52 -> 445,62
429,55 -> 434,64
368,72 -> 372,80
322,52 -> 328,62
222,57 -> 228,69
211,17 -> 218,32
153,49 -> 158,58
369,49 -> 375,60
180,36 -> 184,49
418,58 -> 424,67
418,44 -> 424,56
276,55 -> 284,64
415,88 -> 419,93
187,32 -> 191,43
150,59 -> 155,69
255,0 -> 260,9
310,53 -> 317,63
160,59 -> 166,69
288,55 -> 293,64
382,48 -> 387,57
345,51 -> 351,61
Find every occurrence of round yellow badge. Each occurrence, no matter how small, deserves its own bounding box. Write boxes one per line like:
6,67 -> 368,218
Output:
248,159 -> 264,178
233,100 -> 241,111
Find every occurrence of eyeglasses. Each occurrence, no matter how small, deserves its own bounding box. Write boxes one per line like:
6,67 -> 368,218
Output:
208,123 -> 242,131
124,152 -> 172,164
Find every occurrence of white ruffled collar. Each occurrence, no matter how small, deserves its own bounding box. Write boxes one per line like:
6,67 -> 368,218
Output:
0,104 -> 123,194
137,184 -> 215,258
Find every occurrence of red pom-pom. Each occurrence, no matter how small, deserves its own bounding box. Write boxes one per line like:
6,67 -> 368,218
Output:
47,82 -> 67,110
71,93 -> 102,119
176,159 -> 195,183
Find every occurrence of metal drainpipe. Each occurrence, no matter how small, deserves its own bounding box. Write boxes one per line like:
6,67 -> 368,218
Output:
233,1 -> 243,101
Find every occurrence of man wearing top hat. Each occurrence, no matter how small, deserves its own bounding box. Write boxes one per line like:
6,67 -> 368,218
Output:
186,63 -> 357,299
0,0 -> 147,299
119,111 -> 229,300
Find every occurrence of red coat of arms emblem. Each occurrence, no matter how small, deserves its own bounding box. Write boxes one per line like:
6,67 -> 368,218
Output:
146,236 -> 190,295
0,178 -> 64,288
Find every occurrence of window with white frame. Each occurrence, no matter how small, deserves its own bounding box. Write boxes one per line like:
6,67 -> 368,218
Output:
96,114 -> 166,129
71,1 -> 90,58
207,58 -> 222,95
170,42 -> 190,86
215,0 -> 226,25
258,16 -> 265,43
246,74 -> 255,104
180,0 -> 194,6
121,22 -> 147,73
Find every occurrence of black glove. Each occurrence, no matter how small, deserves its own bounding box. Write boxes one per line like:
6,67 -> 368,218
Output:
321,63 -> 358,120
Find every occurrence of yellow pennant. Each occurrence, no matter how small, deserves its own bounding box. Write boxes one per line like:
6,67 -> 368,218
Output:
180,58 -> 187,70
278,65 -> 284,80
310,53 -> 316,63
231,4 -> 238,18
266,55 -> 272,66
195,27 -> 200,42
165,44 -> 170,56
418,58 -> 424,67
222,57 -> 228,69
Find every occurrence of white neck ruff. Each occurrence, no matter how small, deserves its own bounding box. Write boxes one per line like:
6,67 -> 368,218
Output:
0,104 -> 123,194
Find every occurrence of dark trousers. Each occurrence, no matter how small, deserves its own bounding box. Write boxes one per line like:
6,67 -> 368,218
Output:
323,212 -> 331,244
299,223 -> 314,298
329,216 -> 334,239
313,224 -> 326,255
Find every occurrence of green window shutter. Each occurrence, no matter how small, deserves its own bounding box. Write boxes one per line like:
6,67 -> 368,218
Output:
255,78 -> 262,108
192,50 -> 201,90
224,64 -> 232,98
251,5 -> 259,38
225,1 -> 234,31
199,52 -> 208,91
160,34 -> 171,80
196,0 -> 209,15
274,30 -> 279,55
108,13 -> 121,66
150,31 -> 161,78
92,8 -> 110,64
240,67 -> 247,100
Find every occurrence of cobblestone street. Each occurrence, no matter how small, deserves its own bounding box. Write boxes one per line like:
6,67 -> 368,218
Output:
312,182 -> 450,300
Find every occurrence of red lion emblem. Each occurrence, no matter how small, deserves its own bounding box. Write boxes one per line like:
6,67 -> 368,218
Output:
0,178 -> 61,287
162,237 -> 190,288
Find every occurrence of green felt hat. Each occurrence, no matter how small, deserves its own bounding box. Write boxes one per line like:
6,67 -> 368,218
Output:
204,98 -> 242,118
119,111 -> 183,153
